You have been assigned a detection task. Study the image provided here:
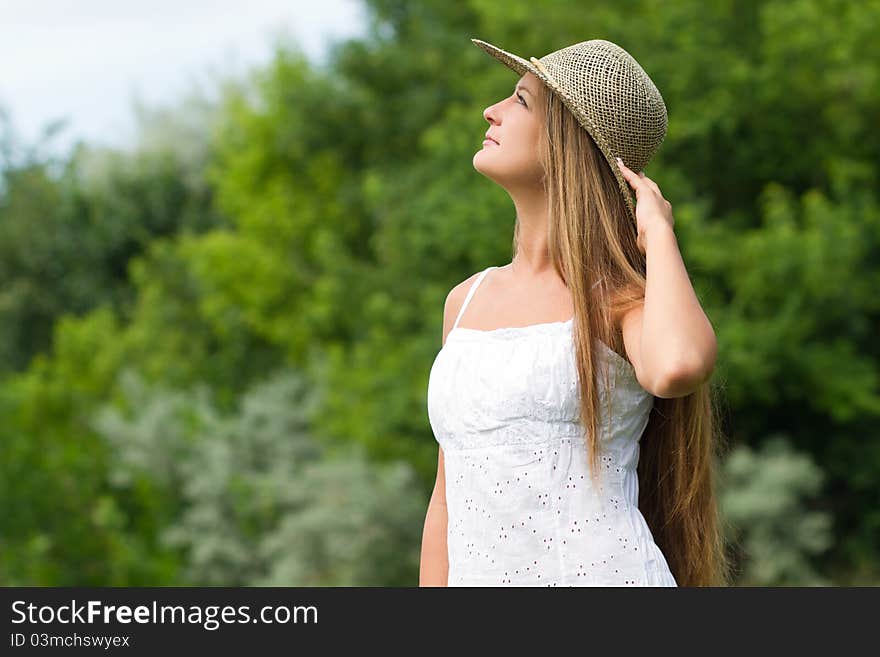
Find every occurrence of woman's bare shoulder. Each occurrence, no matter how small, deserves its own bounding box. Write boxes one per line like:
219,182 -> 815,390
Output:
440,270 -> 485,343
445,270 -> 483,311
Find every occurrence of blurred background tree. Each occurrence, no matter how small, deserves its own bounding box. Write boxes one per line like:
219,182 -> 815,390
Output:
719,435 -> 833,586
0,0 -> 877,585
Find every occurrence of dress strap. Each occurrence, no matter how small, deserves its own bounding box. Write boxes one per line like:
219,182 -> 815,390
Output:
452,266 -> 496,330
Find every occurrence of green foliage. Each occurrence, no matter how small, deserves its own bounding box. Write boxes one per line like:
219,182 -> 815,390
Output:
93,369 -> 424,586
0,126 -> 224,375
719,436 -> 833,586
0,307 -> 164,585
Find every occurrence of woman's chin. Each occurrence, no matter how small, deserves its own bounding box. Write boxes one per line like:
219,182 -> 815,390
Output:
472,156 -> 490,173
473,148 -> 495,167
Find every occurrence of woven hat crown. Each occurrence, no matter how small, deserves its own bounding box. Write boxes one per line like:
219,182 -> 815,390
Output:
472,37 -> 668,225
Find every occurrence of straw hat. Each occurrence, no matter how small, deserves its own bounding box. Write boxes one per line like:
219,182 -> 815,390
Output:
471,37 -> 668,226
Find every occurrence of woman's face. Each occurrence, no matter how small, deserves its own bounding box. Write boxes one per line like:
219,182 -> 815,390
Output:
473,72 -> 545,190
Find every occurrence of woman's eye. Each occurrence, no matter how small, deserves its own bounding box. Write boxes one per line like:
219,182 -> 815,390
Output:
516,93 -> 527,107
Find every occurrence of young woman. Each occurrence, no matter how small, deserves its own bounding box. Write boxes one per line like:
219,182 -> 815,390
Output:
420,38 -> 731,587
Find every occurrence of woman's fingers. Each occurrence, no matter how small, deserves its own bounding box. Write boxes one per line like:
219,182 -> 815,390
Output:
618,158 -> 662,196
615,157 -> 639,187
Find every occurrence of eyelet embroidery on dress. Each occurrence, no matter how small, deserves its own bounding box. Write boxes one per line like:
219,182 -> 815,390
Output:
427,267 -> 674,587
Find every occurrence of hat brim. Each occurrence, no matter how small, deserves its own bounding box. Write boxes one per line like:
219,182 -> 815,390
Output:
470,38 -> 638,226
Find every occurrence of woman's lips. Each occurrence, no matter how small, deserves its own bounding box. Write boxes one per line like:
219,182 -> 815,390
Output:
483,138 -> 498,145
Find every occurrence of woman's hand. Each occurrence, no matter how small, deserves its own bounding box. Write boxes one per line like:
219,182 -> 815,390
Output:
616,157 -> 675,255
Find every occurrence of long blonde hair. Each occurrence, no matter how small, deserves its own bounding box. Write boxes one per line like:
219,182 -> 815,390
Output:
513,81 -> 733,587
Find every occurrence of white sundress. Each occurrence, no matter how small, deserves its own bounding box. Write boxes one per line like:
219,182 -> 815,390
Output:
427,266 -> 677,587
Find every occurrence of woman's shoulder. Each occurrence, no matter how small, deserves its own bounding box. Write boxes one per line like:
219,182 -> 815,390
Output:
444,269 -> 485,317
441,268 -> 491,344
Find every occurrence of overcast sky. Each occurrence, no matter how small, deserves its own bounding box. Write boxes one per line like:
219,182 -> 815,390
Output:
0,0 -> 367,157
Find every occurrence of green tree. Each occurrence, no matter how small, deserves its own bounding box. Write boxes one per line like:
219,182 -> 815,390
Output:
93,369 -> 424,585
719,435 -> 834,585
